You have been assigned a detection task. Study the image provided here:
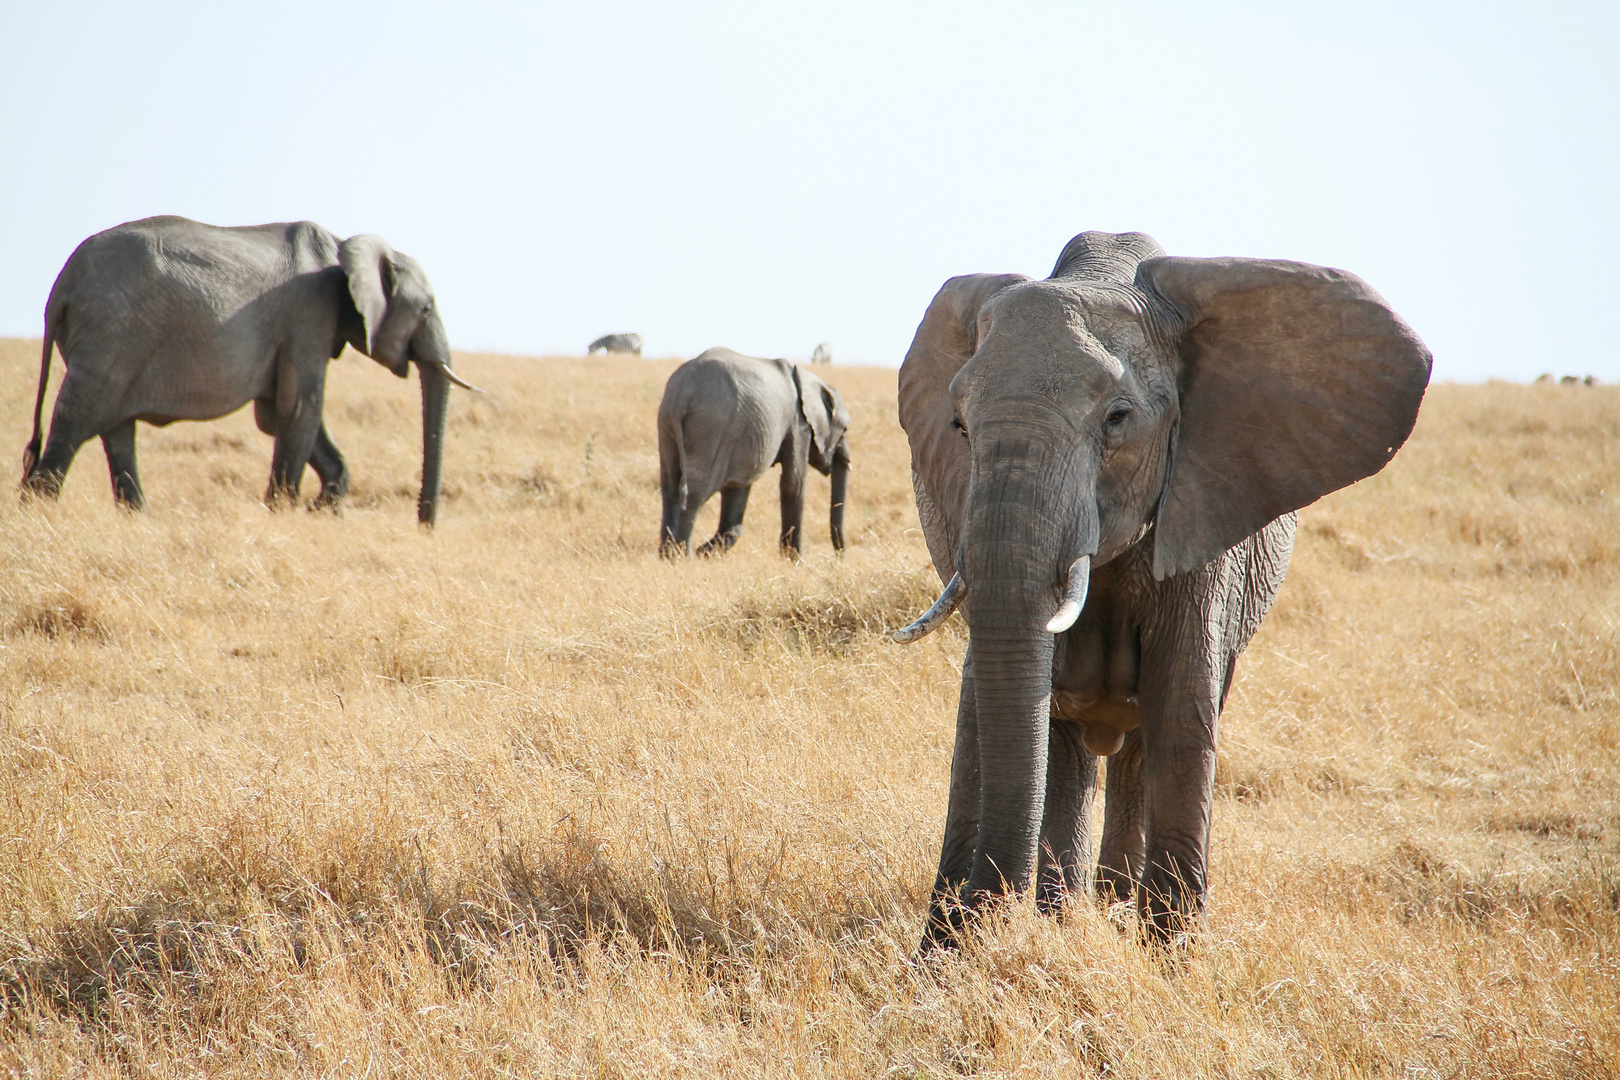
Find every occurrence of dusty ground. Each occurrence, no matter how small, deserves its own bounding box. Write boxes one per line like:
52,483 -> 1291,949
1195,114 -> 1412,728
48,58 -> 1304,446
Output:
0,338 -> 1616,1077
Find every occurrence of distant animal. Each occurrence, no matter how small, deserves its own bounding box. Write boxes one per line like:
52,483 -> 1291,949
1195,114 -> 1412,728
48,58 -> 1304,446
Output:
21,216 -> 478,524
1561,375 -> 1580,385
588,333 -> 643,356
892,230 -> 1431,950
810,342 -> 833,365
658,347 -> 850,557
1534,373 -> 1553,384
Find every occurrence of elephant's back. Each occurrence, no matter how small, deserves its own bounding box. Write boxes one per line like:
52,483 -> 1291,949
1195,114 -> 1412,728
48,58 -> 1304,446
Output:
660,349 -> 793,484
53,217 -> 335,340
661,348 -> 791,415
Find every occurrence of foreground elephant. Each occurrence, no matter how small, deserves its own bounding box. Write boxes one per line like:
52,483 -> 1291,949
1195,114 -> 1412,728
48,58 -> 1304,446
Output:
893,231 -> 1431,948
658,347 -> 850,556
21,216 -> 478,524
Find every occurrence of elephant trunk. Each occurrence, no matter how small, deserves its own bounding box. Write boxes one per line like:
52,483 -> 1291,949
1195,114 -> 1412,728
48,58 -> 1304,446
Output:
960,430 -> 1097,906
829,445 -> 850,551
417,360 -> 450,526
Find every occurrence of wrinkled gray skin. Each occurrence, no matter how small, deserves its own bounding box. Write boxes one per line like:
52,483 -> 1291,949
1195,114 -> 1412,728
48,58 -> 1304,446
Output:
658,347 -> 851,557
588,333 -> 643,356
896,231 -> 1431,949
21,216 -> 476,524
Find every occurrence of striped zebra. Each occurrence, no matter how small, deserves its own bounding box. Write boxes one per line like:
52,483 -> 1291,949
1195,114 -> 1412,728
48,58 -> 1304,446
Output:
588,333 -> 643,356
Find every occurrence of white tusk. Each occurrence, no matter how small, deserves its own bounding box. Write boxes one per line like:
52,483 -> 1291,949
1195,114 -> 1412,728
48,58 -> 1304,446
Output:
433,363 -> 486,393
893,572 -> 966,644
1044,555 -> 1092,633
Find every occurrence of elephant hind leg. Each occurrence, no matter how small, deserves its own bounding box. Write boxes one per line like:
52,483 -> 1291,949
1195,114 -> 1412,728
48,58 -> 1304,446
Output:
697,485 -> 750,555
23,371 -> 111,500
307,423 -> 349,510
100,421 -> 144,510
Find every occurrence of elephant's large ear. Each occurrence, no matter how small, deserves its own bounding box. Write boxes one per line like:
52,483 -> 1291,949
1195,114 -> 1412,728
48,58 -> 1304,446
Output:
794,366 -> 834,461
338,235 -> 404,369
898,272 -> 1029,584
794,367 -> 849,467
1138,256 -> 1433,579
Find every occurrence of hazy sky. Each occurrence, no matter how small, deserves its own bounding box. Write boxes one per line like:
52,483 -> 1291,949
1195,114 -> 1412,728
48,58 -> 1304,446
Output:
3,1 -> 1615,380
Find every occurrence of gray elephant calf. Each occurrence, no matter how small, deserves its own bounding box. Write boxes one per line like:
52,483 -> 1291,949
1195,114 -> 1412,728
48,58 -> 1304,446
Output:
21,216 -> 477,523
658,347 -> 850,557
893,230 -> 1431,949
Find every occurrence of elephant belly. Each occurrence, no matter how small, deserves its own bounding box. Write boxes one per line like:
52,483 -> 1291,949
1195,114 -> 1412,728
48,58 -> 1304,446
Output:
1049,570 -> 1142,757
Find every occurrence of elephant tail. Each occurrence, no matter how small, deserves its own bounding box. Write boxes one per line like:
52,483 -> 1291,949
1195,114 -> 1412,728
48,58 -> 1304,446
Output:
21,315 -> 57,479
658,413 -> 689,512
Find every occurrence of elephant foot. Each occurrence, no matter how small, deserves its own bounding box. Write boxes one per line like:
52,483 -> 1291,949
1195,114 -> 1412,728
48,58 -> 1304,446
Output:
19,475 -> 63,502
308,491 -> 345,514
918,894 -> 972,956
1138,870 -> 1205,949
696,534 -> 738,557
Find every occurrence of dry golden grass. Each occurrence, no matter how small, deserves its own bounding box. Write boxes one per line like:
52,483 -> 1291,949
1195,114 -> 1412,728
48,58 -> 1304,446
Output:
0,337 -> 1616,1077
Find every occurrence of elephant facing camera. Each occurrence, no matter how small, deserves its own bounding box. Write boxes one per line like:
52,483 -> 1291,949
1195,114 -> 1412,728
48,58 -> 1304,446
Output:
892,229 -> 1432,951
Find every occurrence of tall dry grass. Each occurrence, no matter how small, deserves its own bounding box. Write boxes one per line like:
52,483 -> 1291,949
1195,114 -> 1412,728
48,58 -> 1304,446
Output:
0,337 -> 1615,1077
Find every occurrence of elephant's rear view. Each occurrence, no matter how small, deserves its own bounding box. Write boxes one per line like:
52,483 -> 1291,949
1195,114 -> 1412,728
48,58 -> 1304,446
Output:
20,215 -> 479,523
657,347 -> 851,557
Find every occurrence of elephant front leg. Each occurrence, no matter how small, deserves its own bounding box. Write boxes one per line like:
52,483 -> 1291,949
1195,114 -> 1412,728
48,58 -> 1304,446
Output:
307,423 -> 350,511
264,373 -> 324,508
100,421 -> 144,510
1136,656 -> 1222,945
1096,728 -> 1145,906
923,650 -> 981,952
1036,717 -> 1098,915
778,453 -> 807,557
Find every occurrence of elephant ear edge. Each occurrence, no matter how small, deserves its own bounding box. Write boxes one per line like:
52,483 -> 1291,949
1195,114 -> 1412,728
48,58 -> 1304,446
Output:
793,365 -> 836,465
338,235 -> 402,369
1138,255 -> 1433,580
898,272 -> 1030,585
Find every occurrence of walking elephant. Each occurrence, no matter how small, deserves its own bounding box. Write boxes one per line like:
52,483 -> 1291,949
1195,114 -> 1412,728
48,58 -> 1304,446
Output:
658,347 -> 850,557
20,216 -> 478,524
892,230 -> 1431,949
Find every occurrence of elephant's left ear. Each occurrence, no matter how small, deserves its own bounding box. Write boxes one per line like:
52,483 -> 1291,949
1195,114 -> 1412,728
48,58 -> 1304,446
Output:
1138,256 -> 1433,579
338,235 -> 401,366
794,366 -> 839,462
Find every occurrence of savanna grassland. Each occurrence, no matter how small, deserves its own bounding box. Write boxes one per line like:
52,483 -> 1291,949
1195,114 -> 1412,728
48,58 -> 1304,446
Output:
1,336 -> 1617,1078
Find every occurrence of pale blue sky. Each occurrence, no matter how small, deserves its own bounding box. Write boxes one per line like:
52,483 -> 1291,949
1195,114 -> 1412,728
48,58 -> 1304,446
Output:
2,1 -> 1615,380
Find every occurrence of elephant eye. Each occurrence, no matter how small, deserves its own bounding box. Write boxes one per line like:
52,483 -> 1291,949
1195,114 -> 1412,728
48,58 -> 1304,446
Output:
1104,404 -> 1131,428
951,416 -> 969,440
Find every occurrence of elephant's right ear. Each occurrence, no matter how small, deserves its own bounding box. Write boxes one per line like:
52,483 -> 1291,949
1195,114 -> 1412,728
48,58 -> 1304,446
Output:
898,272 -> 1028,585
338,235 -> 401,367
1138,256 -> 1433,579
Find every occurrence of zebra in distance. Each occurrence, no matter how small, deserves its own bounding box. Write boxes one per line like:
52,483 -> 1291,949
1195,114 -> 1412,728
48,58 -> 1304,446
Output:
588,333 -> 643,356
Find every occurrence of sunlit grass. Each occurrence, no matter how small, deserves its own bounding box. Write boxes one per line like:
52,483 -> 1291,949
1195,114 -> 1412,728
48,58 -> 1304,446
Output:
1,338 -> 1615,1076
